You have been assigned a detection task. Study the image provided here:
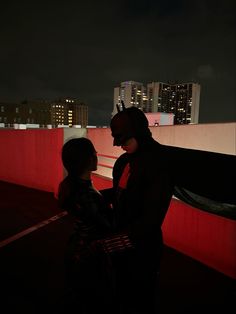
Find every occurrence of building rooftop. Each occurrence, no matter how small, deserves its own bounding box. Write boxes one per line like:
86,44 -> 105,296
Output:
0,179 -> 235,314
0,123 -> 235,312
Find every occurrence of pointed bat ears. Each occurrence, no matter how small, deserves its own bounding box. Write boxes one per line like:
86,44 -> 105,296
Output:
116,101 -> 126,113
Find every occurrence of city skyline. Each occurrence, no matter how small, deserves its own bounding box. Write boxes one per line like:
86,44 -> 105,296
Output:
0,1 -> 235,125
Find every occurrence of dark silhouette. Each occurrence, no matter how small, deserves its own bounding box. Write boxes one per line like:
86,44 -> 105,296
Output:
58,137 -> 114,314
57,109 -> 236,314
102,106 -> 174,313
103,104 -> 236,313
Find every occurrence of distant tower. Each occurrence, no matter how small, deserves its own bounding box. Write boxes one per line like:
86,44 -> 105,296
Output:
0,98 -> 88,128
113,81 -> 200,124
51,98 -> 88,127
146,82 -> 200,124
112,81 -> 147,116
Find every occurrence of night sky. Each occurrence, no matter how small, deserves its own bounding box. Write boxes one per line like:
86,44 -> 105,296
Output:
1,0 -> 235,125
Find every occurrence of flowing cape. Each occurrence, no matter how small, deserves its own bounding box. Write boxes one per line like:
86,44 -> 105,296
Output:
163,145 -> 236,219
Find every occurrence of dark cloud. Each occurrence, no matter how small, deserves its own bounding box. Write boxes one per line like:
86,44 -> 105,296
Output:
0,0 -> 235,125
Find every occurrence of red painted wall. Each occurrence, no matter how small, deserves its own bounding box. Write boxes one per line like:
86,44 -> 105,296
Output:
92,175 -> 236,279
1,128 -> 235,279
0,129 -> 64,195
163,199 -> 236,279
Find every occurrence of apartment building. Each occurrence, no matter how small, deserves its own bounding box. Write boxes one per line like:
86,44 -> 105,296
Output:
113,81 -> 147,116
113,81 -> 200,124
0,98 -> 88,128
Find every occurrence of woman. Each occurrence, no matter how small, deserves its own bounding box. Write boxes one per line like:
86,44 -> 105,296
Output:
58,137 -> 114,314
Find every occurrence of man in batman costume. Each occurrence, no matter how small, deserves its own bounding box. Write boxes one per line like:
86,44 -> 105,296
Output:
98,103 -> 236,314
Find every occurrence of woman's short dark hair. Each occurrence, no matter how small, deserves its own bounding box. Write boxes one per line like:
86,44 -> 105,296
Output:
61,137 -> 96,176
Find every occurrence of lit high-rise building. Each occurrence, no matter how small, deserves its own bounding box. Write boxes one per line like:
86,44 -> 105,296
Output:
146,82 -> 200,124
113,81 -> 200,124
112,81 -> 147,116
51,98 -> 88,127
0,98 -> 88,128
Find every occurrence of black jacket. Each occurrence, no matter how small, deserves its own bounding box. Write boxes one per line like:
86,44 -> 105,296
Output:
111,138 -> 174,251
58,176 -> 113,241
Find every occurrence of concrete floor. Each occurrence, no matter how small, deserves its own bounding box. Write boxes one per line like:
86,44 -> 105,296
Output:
0,180 -> 235,313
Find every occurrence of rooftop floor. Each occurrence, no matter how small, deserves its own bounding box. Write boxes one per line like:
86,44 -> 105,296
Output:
0,180 -> 235,313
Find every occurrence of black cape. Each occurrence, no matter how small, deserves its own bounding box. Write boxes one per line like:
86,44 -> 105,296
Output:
162,145 -> 236,219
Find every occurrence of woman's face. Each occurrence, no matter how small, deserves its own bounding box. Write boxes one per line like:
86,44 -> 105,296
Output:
89,151 -> 98,171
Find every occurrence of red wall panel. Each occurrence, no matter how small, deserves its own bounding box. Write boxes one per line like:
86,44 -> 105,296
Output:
163,199 -> 236,279
0,129 -> 64,195
1,129 -> 235,279
92,176 -> 236,279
